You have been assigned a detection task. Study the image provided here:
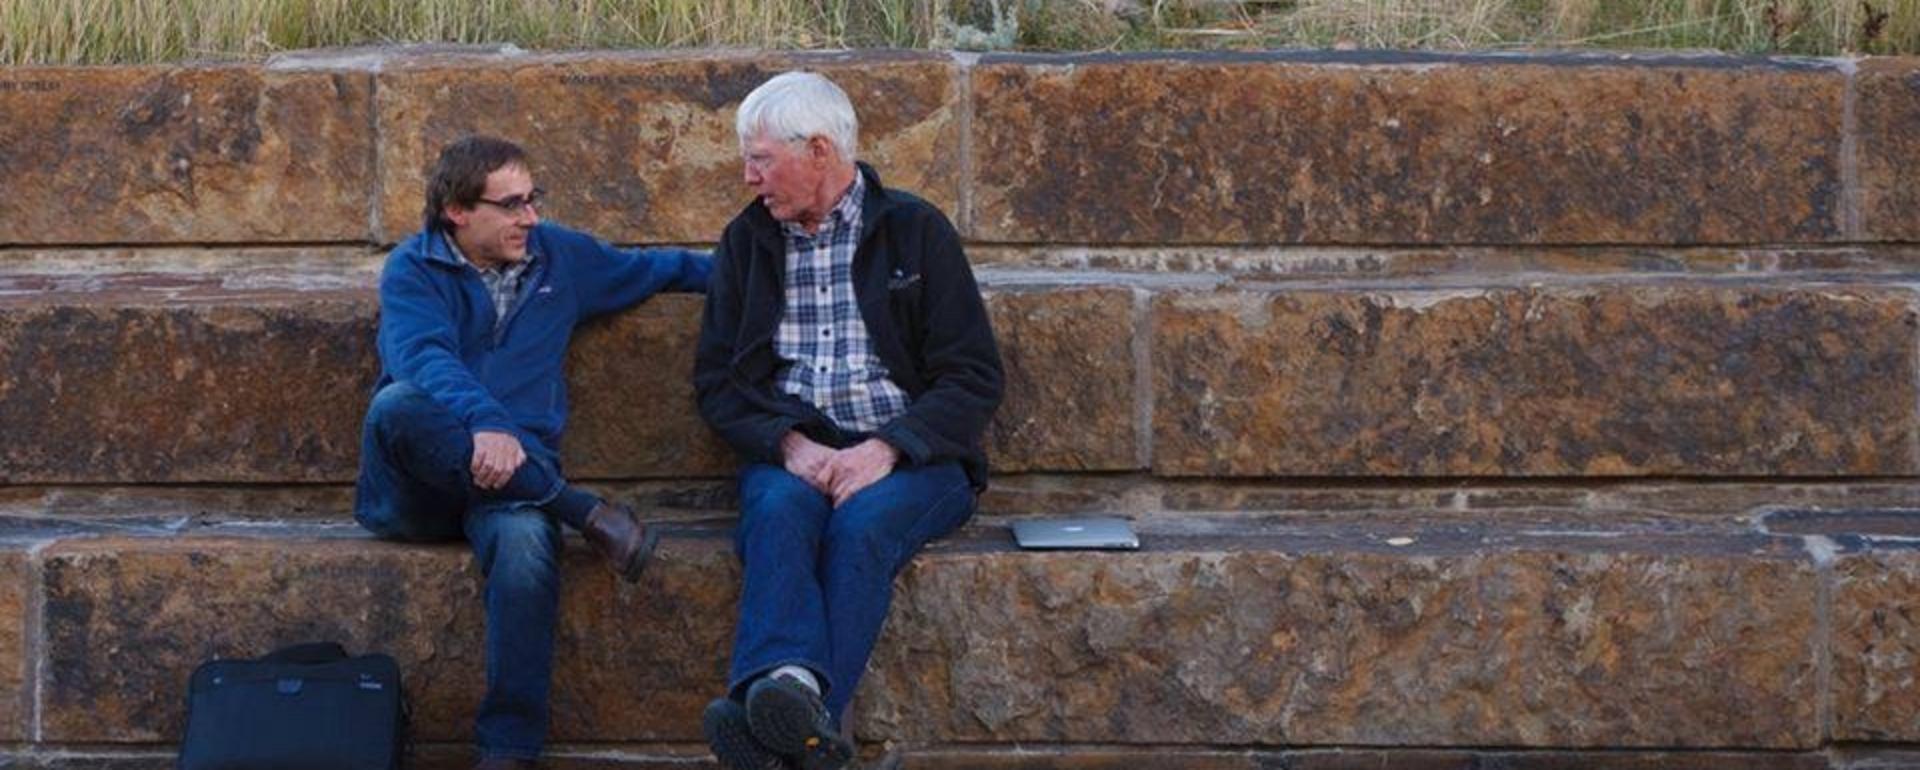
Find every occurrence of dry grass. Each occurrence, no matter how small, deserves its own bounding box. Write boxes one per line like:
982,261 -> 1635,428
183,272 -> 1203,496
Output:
2,0 -> 1916,64
1223,0 -> 1920,54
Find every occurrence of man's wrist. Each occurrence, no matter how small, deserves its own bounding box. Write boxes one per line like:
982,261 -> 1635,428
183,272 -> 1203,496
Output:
865,438 -> 900,464
780,430 -> 814,459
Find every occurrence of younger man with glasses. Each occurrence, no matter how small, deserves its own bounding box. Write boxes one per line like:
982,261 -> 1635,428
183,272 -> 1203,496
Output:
355,135 -> 710,769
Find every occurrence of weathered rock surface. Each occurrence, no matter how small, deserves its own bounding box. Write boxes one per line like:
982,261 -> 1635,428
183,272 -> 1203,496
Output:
971,53 -> 1843,245
985,287 -> 1138,472
1857,59 -> 1920,241
0,285 -> 1144,482
29,524 -> 1824,748
0,294 -> 379,483
374,51 -> 961,244
861,532 -> 1821,748
899,749 -> 1832,769
1152,286 -> 1920,476
36,532 -> 738,742
0,548 -> 26,742
564,295 -> 733,477
1833,547 -> 1920,742
0,67 -> 374,244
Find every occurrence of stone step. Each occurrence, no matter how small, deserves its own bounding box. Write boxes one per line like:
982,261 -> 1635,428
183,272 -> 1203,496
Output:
14,474 -> 1920,531
4,51 -> 1917,247
2,273 -> 1915,483
10,744 -> 1920,769
0,510 -> 1915,754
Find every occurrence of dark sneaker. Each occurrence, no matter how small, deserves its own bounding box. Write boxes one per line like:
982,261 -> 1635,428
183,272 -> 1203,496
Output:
704,697 -> 788,770
746,675 -> 854,770
582,501 -> 659,582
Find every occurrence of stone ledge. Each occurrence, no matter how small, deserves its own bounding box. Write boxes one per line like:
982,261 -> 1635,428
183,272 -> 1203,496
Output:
14,479 -> 1920,527
0,67 -> 375,245
1857,59 -> 1920,241
0,287 -> 1134,482
0,744 -> 1889,770
971,53 -> 1845,245
18,519 -> 1831,749
1152,285 -> 1920,476
10,53 -> 1918,250
5,279 -> 1915,483
372,50 -> 961,244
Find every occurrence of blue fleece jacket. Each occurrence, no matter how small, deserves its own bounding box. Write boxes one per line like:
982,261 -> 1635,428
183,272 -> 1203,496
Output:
374,222 -> 710,458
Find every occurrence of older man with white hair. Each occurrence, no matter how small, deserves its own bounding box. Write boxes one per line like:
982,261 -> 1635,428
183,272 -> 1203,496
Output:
693,71 -> 1004,770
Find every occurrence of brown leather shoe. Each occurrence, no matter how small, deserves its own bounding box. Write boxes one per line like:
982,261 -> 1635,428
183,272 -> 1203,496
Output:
583,501 -> 659,582
473,758 -> 537,770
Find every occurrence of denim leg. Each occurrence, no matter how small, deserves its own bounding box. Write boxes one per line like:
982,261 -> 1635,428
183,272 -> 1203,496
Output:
818,462 -> 974,721
354,382 -> 472,541
727,463 -> 836,699
465,504 -> 563,760
354,382 -> 567,541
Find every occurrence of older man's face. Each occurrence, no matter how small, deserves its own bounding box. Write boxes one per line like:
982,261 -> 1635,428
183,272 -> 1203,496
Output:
742,132 -> 834,228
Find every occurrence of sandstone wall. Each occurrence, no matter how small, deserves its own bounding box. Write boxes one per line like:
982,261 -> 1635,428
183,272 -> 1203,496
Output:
3,49 -> 1920,768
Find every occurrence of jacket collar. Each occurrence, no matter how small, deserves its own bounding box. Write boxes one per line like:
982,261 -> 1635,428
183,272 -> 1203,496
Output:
421,224 -> 548,271
747,162 -> 894,252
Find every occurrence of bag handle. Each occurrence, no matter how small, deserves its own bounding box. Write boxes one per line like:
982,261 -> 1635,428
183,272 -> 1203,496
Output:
261,641 -> 350,664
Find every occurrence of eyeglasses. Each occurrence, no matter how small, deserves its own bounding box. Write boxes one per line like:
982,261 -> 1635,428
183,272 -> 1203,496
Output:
742,135 -> 809,172
742,151 -> 781,173
475,187 -> 545,215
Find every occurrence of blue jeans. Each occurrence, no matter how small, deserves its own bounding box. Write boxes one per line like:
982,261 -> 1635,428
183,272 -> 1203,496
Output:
353,382 -> 566,760
728,461 -> 976,723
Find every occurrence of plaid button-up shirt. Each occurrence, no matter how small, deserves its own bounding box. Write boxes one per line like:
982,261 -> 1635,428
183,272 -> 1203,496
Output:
453,240 -> 533,335
774,174 -> 910,433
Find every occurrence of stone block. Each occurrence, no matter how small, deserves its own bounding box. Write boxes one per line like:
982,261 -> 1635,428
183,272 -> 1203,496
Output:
0,67 -> 374,244
1857,59 -> 1920,241
0,549 -> 27,742
374,51 -> 960,244
899,749 -> 1829,770
971,53 -> 1843,245
1152,286 -> 1920,476
861,532 -> 1821,748
987,288 -> 1138,472
33,524 -> 1820,748
900,752 -> 1258,769
36,532 -> 738,743
564,295 -> 733,478
1,280 -> 1143,483
0,294 -> 379,483
1832,548 -> 1920,741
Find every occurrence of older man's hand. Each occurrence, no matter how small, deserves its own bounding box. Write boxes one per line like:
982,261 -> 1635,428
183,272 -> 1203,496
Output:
781,431 -> 837,494
471,430 -> 527,490
825,438 -> 900,507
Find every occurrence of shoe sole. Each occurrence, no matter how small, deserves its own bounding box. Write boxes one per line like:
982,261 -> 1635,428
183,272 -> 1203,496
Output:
617,523 -> 661,584
703,698 -> 786,770
746,680 -> 852,770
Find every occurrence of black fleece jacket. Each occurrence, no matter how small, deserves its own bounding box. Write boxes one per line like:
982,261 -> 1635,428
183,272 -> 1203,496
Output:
693,163 -> 1004,489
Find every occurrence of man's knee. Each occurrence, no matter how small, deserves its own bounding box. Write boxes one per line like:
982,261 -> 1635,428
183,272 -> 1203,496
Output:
471,510 -> 561,586
365,381 -> 437,434
823,507 -> 906,567
824,472 -> 972,567
735,468 -> 831,555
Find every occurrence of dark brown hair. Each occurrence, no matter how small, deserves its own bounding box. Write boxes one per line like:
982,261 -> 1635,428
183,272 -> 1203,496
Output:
422,135 -> 527,233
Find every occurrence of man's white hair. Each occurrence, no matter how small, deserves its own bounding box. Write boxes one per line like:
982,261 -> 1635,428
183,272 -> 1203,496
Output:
735,71 -> 859,162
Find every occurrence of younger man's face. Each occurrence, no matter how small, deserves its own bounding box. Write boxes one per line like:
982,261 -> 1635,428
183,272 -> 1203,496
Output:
445,163 -> 540,270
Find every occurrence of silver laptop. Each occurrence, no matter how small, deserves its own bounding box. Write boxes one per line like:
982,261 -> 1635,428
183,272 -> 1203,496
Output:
1010,517 -> 1140,550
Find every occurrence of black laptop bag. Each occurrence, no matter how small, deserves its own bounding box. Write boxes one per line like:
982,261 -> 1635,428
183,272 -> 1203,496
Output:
178,641 -> 408,770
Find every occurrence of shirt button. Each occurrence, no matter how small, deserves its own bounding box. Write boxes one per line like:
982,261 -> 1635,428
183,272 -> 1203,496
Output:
821,329 -> 832,337
817,365 -> 827,373
818,286 -> 828,294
